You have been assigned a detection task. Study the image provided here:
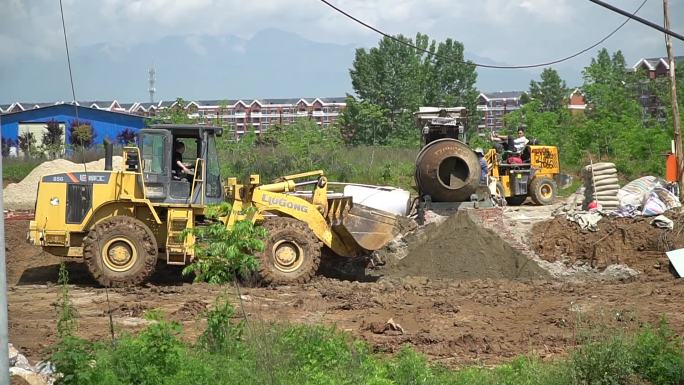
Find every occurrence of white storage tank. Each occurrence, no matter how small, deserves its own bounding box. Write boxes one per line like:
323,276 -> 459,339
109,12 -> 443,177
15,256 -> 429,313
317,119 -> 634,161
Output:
343,185 -> 411,216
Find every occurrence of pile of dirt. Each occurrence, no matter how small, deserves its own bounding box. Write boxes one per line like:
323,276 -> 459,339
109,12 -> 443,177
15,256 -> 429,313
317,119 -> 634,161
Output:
531,213 -> 684,278
3,156 -> 122,210
376,211 -> 548,279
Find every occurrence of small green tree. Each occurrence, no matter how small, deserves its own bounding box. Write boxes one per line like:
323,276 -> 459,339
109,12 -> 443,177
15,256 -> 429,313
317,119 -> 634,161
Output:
182,203 -> 266,284
69,120 -> 95,149
18,131 -> 37,159
529,68 -> 568,112
42,119 -> 64,159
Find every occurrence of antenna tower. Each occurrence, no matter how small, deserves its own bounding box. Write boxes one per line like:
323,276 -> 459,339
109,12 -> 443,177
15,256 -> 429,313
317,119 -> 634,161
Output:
148,66 -> 156,104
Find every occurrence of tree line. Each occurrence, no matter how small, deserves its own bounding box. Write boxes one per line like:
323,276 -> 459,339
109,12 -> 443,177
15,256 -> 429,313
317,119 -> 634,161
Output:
336,32 -> 684,178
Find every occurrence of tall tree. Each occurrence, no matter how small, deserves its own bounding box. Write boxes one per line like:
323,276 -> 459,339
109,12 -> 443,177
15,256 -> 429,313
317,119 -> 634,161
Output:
344,33 -> 478,146
424,38 -> 479,129
582,48 -> 670,172
350,34 -> 428,127
529,68 -> 568,112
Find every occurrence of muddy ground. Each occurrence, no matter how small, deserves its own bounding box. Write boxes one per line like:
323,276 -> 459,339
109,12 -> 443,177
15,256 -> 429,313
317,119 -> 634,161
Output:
6,209 -> 684,368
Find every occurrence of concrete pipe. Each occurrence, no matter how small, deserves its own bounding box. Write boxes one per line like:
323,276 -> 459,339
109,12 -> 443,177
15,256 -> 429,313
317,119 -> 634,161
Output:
415,138 -> 480,202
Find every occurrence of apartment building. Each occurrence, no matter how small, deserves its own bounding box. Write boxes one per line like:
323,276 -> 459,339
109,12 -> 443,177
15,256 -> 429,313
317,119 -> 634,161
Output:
567,88 -> 587,115
1,97 -> 346,139
476,91 -> 526,131
631,56 -> 683,121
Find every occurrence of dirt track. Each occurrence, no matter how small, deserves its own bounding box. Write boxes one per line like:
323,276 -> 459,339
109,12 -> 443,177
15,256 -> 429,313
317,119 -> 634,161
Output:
6,214 -> 684,367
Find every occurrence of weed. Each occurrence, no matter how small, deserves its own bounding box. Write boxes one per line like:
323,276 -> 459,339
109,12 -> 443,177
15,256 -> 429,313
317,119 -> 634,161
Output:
199,295 -> 244,355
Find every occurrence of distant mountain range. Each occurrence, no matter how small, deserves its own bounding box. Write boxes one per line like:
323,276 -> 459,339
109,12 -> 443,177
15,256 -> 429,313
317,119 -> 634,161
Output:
1,28 -> 557,103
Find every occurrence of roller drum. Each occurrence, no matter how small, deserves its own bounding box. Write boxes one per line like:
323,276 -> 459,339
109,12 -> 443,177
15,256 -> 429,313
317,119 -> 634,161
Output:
415,138 -> 480,202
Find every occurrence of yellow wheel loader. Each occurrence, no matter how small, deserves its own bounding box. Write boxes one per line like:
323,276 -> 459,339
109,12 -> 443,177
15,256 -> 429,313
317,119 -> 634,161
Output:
28,125 -> 399,286
483,145 -> 566,206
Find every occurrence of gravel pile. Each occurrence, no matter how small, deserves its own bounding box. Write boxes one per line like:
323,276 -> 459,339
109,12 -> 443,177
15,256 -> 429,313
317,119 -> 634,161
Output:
375,211 -> 548,280
3,157 -> 122,210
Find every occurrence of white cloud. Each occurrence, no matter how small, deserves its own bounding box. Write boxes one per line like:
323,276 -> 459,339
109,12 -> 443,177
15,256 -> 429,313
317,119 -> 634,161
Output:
519,0 -> 574,22
0,0 -> 681,93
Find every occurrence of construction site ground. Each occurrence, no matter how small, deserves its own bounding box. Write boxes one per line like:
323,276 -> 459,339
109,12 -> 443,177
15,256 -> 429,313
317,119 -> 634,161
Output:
6,202 -> 684,368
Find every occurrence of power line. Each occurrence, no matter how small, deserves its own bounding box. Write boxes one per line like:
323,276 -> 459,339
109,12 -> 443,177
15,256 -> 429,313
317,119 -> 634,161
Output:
589,0 -> 684,41
59,0 -> 91,175
318,0 -> 648,69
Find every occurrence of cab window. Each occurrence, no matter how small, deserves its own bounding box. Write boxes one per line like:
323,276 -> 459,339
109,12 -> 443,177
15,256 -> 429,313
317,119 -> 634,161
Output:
205,135 -> 222,197
141,133 -> 165,174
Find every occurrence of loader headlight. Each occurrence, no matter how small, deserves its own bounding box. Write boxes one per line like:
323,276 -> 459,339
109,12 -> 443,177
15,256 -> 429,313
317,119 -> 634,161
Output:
50,197 -> 60,206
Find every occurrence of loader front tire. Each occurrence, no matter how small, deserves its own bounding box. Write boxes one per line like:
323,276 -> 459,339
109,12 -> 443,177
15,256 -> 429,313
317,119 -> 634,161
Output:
257,217 -> 321,285
83,216 -> 158,287
530,177 -> 557,206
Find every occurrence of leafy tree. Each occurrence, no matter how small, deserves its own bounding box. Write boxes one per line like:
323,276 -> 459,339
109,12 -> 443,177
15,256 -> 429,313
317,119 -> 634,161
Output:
116,128 -> 137,146
337,96 -> 391,145
350,34 -> 428,119
42,119 -> 64,159
69,120 -> 95,149
529,68 -> 568,112
343,33 -> 478,146
424,38 -> 479,129
18,131 -> 37,159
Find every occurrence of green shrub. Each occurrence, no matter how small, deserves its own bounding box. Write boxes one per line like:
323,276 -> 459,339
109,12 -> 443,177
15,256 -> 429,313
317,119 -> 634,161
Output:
571,335 -> 634,385
182,203 -> 266,284
630,319 -> 684,385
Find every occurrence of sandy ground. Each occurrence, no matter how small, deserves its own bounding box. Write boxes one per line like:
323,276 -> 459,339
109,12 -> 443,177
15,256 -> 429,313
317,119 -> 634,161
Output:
6,206 -> 684,367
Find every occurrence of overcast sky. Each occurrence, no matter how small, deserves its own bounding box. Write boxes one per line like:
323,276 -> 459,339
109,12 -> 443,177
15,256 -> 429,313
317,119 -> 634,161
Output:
1,0 -> 683,103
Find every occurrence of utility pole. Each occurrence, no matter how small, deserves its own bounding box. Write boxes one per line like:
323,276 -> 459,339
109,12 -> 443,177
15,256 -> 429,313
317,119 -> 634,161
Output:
0,114 -> 10,385
663,0 -> 683,200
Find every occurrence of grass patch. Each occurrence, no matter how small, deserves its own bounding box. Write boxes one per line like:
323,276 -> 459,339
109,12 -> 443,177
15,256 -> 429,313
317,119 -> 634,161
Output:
2,159 -> 42,183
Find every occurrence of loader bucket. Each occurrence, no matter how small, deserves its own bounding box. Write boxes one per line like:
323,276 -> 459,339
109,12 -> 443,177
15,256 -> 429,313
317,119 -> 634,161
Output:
334,203 -> 399,251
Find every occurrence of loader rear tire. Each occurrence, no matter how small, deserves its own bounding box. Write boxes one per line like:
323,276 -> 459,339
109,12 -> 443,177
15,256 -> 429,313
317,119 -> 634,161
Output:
257,217 -> 322,285
83,216 -> 158,287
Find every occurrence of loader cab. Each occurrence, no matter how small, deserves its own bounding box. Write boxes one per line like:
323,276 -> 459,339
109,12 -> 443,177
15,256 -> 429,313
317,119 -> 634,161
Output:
138,124 -> 224,204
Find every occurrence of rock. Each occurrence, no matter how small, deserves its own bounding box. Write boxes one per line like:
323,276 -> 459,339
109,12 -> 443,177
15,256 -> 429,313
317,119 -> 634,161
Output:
34,361 -> 55,377
8,343 -> 32,371
117,317 -> 154,327
9,367 -> 49,385
602,264 -> 639,280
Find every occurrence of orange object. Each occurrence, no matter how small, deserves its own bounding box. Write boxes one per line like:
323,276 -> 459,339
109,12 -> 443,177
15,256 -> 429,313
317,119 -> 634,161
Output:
666,153 -> 678,182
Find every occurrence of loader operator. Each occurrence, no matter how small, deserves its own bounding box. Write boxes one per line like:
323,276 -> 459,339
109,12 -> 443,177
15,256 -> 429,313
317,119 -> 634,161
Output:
491,129 -> 528,153
172,142 -> 194,180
